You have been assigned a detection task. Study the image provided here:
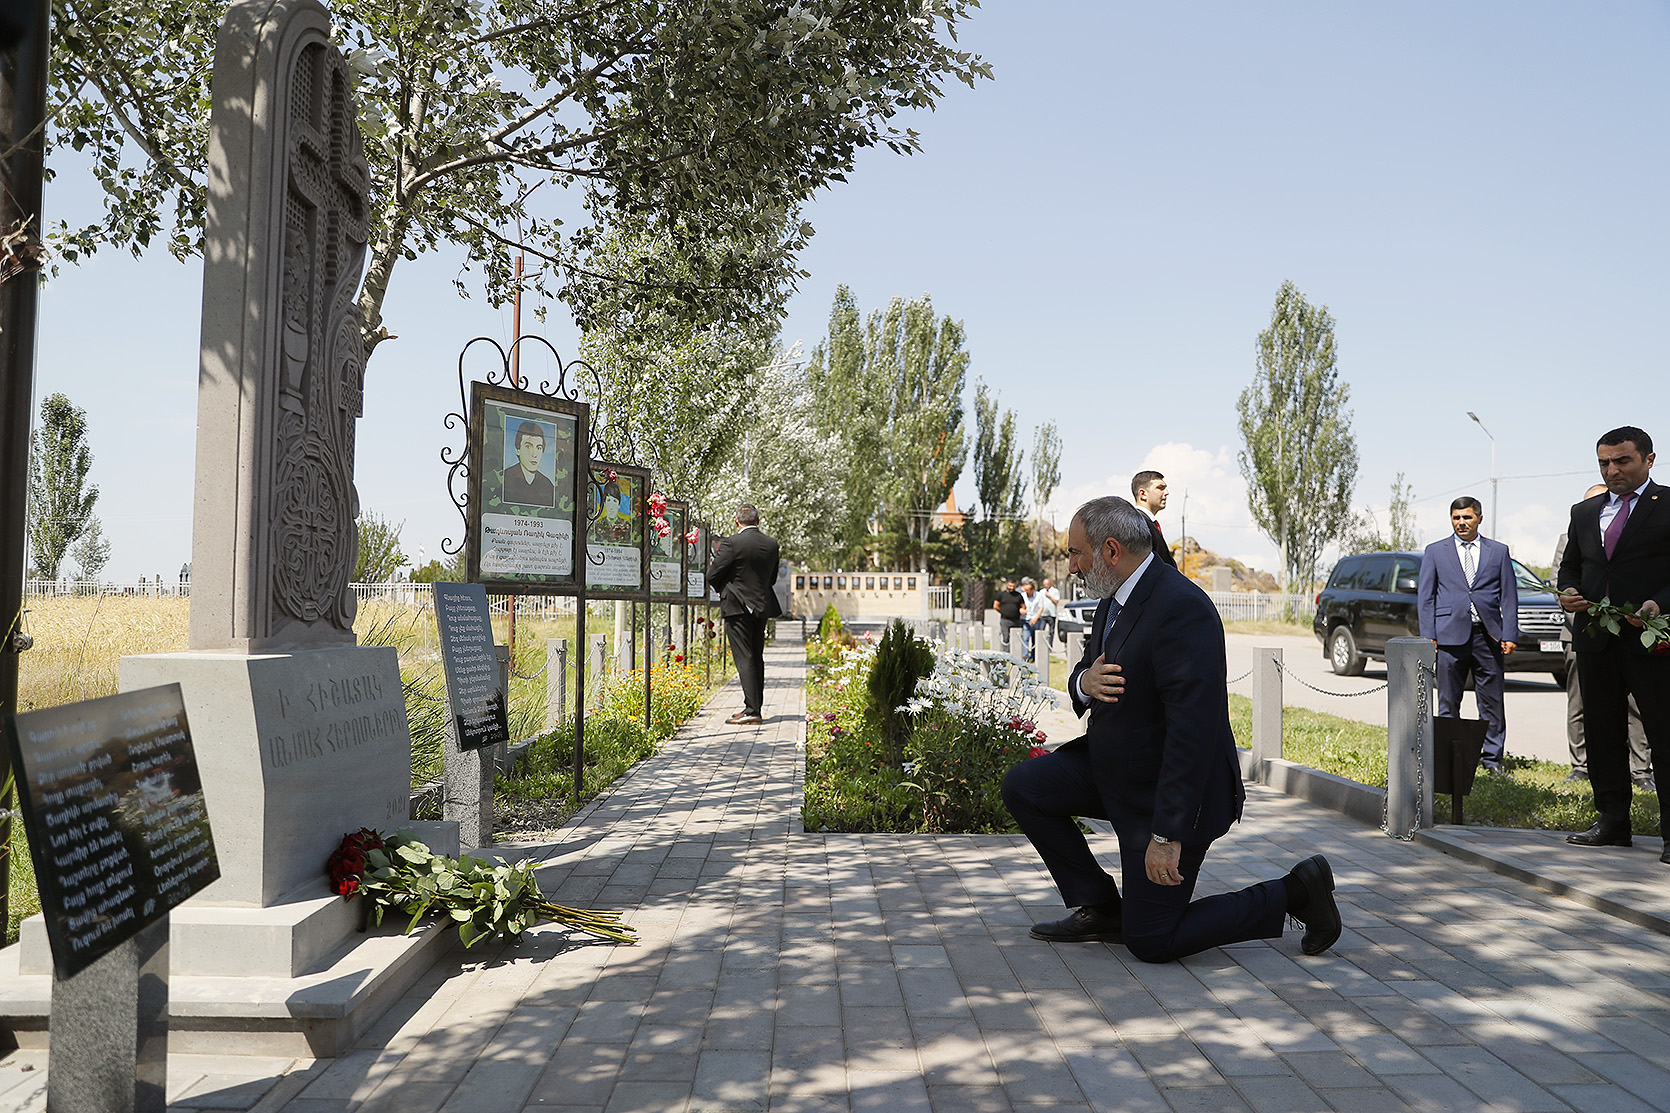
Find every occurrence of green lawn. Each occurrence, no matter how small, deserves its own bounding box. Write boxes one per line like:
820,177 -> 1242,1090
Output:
1228,694 -> 1660,835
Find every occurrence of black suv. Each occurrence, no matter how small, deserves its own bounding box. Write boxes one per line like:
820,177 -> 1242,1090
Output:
1311,551 -> 1567,684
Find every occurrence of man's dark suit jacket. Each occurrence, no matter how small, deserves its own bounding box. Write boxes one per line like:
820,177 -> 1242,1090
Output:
707,527 -> 783,619
1558,481 -> 1670,653
1147,517 -> 1177,569
1065,561 -> 1244,844
500,467 -> 556,508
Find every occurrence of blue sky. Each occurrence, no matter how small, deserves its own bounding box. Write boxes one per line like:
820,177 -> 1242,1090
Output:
31,0 -> 1670,580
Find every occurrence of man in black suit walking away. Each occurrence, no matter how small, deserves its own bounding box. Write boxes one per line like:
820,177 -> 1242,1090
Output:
1001,496 -> 1341,961
1131,470 -> 1177,569
1556,427 -> 1670,863
707,504 -> 782,725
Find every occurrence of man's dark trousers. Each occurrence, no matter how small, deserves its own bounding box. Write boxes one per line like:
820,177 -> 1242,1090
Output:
1578,643 -> 1670,825
1436,626 -> 1508,769
726,613 -> 768,718
1002,745 -> 1286,963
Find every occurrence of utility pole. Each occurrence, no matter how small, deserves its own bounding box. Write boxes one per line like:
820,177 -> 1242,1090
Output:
0,0 -> 52,936
506,255 -> 524,664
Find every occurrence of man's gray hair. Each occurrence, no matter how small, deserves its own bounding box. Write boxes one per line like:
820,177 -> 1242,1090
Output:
1075,496 -> 1153,557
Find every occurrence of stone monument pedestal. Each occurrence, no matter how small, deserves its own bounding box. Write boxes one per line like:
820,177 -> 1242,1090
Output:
0,646 -> 462,1056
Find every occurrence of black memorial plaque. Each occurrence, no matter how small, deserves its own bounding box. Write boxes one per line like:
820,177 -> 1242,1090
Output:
434,582 -> 511,752
4,684 -> 219,977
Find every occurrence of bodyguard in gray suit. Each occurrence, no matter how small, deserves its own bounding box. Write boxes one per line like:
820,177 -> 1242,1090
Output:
1417,496 -> 1520,772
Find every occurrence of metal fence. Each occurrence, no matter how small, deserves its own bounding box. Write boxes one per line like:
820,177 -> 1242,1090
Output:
1206,591 -> 1315,623
927,585 -> 952,620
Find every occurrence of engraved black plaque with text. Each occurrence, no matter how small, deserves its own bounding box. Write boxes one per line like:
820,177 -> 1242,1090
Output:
4,684 -> 219,977
433,582 -> 510,752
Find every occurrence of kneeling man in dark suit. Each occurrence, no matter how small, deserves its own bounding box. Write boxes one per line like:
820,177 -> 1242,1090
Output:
1001,496 -> 1341,962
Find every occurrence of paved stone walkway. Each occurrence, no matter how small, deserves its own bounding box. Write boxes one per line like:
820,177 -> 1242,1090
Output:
3,625 -> 1670,1112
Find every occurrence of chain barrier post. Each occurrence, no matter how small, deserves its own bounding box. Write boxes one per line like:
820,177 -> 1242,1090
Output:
546,637 -> 567,732
1385,637 -> 1436,839
1251,647 -> 1283,781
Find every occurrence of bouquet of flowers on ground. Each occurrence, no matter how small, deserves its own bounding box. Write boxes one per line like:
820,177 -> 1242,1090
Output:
326,828 -> 635,946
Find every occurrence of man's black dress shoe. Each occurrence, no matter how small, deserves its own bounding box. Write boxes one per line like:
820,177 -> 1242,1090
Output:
725,712 -> 764,725
1661,844 -> 1670,865
1288,854 -> 1342,957
1566,821 -> 1632,847
1029,906 -> 1123,943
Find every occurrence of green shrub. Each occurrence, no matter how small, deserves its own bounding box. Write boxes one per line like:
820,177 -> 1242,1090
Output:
817,604 -> 845,642
866,619 -> 935,768
901,710 -> 1033,833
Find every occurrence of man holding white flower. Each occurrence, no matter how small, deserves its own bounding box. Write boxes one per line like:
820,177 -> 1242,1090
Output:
1001,495 -> 1341,962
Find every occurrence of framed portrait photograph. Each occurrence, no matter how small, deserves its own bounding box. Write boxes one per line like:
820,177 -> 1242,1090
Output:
651,499 -> 688,599
584,460 -> 651,599
684,520 -> 709,603
467,382 -> 587,592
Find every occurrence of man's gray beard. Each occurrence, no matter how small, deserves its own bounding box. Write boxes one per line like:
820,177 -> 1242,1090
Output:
1080,554 -> 1123,599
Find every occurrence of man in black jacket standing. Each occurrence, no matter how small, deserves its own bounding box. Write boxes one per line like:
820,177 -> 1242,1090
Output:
1556,427 -> 1670,862
708,504 -> 782,725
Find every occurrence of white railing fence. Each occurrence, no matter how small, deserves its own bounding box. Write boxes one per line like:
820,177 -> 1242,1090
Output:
1206,591 -> 1315,623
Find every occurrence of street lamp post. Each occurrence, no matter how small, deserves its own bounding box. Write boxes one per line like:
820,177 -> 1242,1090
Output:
1466,411 -> 1498,538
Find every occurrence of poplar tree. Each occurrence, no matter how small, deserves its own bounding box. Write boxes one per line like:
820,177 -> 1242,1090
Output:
806,287 -> 968,570
1237,280 -> 1359,592
1031,421 -> 1061,566
26,393 -> 100,583
967,379 -> 1029,583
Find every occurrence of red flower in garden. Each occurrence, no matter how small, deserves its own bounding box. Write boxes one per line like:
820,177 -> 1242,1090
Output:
1028,746 -> 1048,759
1033,730 -> 1047,744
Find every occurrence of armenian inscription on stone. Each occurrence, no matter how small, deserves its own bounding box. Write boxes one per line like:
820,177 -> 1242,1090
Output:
434,583 -> 510,752
5,685 -> 219,977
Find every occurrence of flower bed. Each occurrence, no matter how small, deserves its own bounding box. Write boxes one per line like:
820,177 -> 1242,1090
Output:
802,625 -> 1057,834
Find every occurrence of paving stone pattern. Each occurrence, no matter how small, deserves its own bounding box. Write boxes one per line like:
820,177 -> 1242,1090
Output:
3,625 -> 1669,1112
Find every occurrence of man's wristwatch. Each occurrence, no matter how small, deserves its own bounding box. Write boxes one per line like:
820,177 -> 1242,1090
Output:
1150,833 -> 1173,846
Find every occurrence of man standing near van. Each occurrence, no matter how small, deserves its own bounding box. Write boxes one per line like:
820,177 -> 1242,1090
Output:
1418,496 -> 1520,773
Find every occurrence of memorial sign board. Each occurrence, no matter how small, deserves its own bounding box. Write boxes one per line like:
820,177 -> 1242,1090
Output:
584,460 -> 651,599
433,583 -> 510,752
685,520 -> 709,603
467,382 -> 588,593
651,499 -> 688,599
4,685 -> 219,977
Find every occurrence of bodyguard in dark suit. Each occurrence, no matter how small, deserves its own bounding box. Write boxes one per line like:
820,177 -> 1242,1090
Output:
707,504 -> 782,725
1556,427 -> 1670,860
1131,470 -> 1177,569
1417,496 -> 1520,772
1001,496 -> 1341,962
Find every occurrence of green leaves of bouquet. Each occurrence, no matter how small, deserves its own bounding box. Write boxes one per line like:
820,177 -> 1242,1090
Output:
1583,595 -> 1670,650
331,830 -> 635,947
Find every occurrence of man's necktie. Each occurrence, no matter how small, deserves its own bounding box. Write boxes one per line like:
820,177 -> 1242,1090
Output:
1604,492 -> 1635,559
1463,542 -> 1479,623
1101,599 -> 1123,655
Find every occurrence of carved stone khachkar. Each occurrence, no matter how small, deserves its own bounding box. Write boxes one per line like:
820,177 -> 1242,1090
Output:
192,0 -> 370,653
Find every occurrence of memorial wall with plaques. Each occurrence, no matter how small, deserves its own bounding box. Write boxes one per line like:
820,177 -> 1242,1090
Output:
5,685 -> 220,976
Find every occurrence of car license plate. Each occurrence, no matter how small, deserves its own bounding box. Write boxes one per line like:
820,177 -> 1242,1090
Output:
1540,640 -> 1562,653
